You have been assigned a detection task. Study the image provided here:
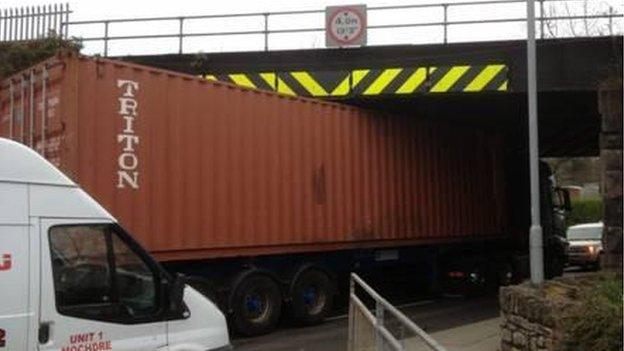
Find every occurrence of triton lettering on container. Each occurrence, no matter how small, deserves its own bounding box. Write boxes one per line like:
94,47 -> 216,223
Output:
203,64 -> 509,98
0,53 -> 569,336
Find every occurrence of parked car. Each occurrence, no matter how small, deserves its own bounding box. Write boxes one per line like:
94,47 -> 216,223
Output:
566,222 -> 604,270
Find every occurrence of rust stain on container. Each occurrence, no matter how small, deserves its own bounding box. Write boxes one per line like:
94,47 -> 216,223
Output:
1,54 -> 508,261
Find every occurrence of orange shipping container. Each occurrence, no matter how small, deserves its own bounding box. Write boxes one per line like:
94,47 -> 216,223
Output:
0,54 -> 507,261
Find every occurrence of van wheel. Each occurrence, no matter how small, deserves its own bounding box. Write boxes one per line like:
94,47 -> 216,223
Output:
290,270 -> 333,326
231,274 -> 282,336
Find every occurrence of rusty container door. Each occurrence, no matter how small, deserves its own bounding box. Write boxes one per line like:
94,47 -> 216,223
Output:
0,61 -> 72,172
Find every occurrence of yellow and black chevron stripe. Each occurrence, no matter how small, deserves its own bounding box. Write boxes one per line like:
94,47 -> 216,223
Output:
204,64 -> 508,97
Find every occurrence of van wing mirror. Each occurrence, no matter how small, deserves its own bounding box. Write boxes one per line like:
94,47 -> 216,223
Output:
555,187 -> 572,212
168,273 -> 187,318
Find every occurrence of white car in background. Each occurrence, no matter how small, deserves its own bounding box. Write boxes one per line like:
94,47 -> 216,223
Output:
566,222 -> 604,270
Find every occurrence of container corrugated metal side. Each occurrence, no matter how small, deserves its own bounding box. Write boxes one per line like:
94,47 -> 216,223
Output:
0,53 -> 508,261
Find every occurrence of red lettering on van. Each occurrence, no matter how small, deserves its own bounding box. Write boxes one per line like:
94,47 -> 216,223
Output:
69,332 -> 95,344
0,328 -> 6,347
0,254 -> 11,271
61,339 -> 111,351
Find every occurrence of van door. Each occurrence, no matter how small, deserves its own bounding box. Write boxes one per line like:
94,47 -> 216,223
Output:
0,225 -> 29,351
38,219 -> 168,351
0,184 -> 30,351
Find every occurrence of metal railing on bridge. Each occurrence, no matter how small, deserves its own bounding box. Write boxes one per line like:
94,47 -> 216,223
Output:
348,273 -> 447,351
0,0 -> 622,56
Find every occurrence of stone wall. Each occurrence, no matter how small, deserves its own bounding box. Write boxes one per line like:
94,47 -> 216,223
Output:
499,278 -> 584,351
598,78 -> 623,270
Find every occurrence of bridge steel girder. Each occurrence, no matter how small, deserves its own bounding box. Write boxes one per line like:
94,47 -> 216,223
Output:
120,37 -> 622,157
121,36 -> 622,94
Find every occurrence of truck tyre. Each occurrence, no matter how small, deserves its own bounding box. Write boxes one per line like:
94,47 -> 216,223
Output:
230,274 -> 282,336
290,269 -> 334,326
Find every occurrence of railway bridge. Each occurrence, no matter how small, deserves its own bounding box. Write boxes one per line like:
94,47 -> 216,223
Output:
124,36 -> 622,157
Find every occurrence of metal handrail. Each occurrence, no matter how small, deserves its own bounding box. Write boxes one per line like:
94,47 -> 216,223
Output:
71,13 -> 621,41
62,0 -> 612,24
348,273 -> 447,351
56,0 -> 623,56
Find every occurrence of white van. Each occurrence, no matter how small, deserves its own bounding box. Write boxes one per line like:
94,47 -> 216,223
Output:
0,138 -> 230,351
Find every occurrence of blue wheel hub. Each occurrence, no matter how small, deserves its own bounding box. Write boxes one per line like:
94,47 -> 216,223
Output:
245,294 -> 263,313
302,286 -> 317,306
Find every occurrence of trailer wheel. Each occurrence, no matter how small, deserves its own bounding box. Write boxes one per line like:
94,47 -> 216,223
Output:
290,270 -> 333,326
231,274 -> 282,336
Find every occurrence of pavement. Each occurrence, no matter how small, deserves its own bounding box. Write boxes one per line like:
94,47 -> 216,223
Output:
233,294 -> 501,351
425,316 -> 500,351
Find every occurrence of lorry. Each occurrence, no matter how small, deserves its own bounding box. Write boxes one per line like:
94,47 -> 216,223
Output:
0,52 -> 570,336
0,138 -> 231,350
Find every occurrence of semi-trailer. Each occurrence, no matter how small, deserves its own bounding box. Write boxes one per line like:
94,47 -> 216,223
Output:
0,53 -> 569,336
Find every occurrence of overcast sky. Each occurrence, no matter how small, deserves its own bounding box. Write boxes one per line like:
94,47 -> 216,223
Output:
2,0 -> 622,56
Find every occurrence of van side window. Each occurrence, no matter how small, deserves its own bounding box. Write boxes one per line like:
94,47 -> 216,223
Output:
49,226 -> 112,308
49,225 -> 161,323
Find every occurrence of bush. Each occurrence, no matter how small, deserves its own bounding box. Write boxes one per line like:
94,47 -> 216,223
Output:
562,274 -> 623,351
567,198 -> 603,227
0,34 -> 81,79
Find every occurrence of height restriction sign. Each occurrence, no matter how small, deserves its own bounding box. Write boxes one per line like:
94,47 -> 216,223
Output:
325,5 -> 367,47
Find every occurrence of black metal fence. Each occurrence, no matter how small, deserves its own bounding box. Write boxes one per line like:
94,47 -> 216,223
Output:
0,3 -> 70,42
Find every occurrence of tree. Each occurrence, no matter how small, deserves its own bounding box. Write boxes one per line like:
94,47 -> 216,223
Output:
542,0 -> 619,38
0,34 -> 82,79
